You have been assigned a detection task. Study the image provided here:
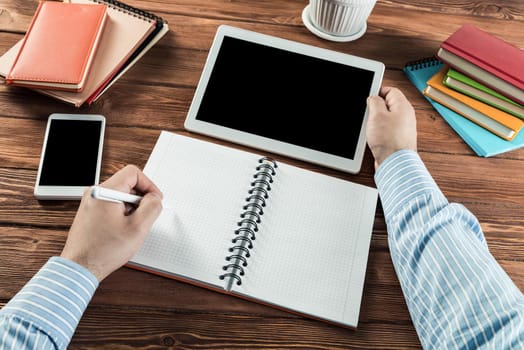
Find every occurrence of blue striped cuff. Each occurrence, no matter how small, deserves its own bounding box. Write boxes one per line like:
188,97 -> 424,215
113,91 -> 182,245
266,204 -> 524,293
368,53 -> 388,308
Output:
0,256 -> 99,349
374,150 -> 447,219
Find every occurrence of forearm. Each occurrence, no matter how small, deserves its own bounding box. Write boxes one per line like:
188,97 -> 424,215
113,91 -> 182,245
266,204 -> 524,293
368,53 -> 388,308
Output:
376,150 -> 524,349
0,256 -> 98,349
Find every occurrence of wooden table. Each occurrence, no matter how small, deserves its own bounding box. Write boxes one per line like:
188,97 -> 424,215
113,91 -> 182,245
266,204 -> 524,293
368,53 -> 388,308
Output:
1,0 -> 523,348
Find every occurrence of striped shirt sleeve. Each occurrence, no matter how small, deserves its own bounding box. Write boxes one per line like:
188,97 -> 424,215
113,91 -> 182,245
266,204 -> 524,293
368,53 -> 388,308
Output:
0,256 -> 99,350
375,150 -> 524,349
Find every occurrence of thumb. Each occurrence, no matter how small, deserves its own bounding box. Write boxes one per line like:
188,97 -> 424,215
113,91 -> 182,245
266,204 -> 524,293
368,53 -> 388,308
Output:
131,192 -> 163,232
367,95 -> 388,114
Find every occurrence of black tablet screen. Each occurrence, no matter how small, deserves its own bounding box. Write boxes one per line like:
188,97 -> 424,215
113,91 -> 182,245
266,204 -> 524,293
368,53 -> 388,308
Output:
195,36 -> 375,160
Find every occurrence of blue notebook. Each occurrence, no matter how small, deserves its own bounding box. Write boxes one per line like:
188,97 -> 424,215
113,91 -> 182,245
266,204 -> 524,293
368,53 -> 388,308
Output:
403,57 -> 524,157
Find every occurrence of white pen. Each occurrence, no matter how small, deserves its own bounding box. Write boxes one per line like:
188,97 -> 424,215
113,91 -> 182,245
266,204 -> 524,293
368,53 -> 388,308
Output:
90,186 -> 172,209
91,186 -> 143,205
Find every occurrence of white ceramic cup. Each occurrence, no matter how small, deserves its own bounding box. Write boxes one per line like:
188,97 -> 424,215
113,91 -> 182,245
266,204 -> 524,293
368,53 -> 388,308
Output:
305,0 -> 377,40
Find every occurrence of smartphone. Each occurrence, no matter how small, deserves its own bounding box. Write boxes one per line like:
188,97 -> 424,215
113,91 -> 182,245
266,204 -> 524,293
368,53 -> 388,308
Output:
34,113 -> 106,200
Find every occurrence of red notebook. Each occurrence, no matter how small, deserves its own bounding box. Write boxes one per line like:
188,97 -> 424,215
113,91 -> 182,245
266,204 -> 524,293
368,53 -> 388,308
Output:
6,1 -> 108,92
437,24 -> 524,105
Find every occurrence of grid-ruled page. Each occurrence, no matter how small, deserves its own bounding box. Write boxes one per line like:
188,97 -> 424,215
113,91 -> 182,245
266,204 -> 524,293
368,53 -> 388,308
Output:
233,161 -> 378,328
129,131 -> 378,328
130,131 -> 259,289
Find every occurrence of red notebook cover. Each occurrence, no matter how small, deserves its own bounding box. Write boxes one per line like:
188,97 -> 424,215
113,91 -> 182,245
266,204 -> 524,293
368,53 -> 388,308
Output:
6,1 -> 107,92
439,24 -> 524,91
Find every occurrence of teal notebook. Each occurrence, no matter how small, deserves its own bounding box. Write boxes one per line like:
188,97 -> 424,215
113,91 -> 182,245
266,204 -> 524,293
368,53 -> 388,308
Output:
403,57 -> 524,157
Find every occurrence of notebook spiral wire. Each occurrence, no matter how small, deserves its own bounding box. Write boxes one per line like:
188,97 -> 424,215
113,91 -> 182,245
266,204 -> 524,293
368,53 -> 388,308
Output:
405,56 -> 441,70
220,157 -> 278,290
93,0 -> 163,22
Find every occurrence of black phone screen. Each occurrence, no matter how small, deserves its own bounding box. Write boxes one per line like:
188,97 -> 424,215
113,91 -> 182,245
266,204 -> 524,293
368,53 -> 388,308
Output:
39,119 -> 103,186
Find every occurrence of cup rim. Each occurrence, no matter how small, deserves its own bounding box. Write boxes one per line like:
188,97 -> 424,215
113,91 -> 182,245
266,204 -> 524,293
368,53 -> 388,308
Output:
302,4 -> 368,42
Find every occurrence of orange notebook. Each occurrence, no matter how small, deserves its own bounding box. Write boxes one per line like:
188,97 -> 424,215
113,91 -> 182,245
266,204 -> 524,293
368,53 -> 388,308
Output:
6,1 -> 108,92
423,66 -> 524,141
0,0 -> 168,107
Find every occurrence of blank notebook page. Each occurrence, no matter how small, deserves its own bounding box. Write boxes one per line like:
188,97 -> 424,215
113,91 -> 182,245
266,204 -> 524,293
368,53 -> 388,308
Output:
132,132 -> 255,288
131,131 -> 377,328
236,161 -> 377,326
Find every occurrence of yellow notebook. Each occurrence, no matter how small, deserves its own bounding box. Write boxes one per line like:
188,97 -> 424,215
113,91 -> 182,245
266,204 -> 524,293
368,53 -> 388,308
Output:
423,66 -> 524,140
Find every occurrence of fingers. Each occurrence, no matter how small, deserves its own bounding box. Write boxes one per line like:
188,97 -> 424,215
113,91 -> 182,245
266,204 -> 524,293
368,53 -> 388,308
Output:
130,192 -> 163,232
97,165 -> 164,224
368,86 -> 403,115
379,86 -> 394,97
367,94 -> 388,115
100,164 -> 137,191
101,165 -> 163,198
381,87 -> 411,112
130,166 -> 163,198
369,86 -> 415,120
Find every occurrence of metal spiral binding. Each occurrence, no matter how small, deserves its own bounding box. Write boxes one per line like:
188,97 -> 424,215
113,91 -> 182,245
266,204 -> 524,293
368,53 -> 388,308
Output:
93,0 -> 162,22
220,157 -> 277,291
405,57 -> 441,71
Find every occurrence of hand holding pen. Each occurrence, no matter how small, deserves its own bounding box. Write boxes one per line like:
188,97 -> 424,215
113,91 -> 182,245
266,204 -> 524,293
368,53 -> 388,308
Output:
90,185 -> 172,209
60,165 -> 164,282
91,185 -> 142,204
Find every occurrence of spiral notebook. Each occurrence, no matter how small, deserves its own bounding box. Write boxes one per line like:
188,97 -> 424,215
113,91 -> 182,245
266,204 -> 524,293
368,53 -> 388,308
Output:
128,131 -> 378,329
0,0 -> 168,107
404,57 -> 524,157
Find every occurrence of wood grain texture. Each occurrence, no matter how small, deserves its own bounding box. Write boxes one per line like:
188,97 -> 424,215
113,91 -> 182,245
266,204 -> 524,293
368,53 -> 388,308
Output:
0,0 -> 523,349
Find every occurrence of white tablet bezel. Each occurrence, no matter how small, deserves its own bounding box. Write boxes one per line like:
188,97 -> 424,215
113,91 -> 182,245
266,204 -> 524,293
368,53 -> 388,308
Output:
184,25 -> 384,173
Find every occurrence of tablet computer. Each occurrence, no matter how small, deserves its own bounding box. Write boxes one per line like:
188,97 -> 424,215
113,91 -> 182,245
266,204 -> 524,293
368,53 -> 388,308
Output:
184,25 -> 384,174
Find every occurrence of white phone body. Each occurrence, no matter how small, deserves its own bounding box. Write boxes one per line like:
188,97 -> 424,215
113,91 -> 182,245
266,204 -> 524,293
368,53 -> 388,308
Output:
34,113 -> 106,200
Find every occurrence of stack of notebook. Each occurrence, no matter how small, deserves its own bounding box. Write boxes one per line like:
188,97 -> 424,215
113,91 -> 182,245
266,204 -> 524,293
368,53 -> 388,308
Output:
404,24 -> 524,157
0,0 -> 169,107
